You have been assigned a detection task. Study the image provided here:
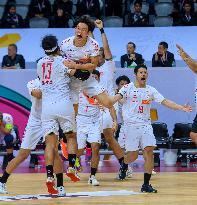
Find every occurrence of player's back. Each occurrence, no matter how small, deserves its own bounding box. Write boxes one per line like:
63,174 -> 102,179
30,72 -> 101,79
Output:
37,55 -> 70,102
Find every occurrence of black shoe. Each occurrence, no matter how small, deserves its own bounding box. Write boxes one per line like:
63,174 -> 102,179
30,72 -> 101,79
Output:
118,165 -> 127,180
141,184 -> 157,193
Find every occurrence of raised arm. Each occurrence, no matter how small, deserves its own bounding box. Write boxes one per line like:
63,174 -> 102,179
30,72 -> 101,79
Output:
110,94 -> 123,105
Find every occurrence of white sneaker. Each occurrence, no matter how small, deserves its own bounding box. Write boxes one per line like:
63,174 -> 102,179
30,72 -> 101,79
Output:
88,175 -> 100,186
126,166 -> 133,178
0,182 -> 8,194
57,186 -> 66,196
152,169 -> 157,175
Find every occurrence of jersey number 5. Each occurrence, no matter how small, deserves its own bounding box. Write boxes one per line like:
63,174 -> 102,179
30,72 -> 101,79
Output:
42,62 -> 52,84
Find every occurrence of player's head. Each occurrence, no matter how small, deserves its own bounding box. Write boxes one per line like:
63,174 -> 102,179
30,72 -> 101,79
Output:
98,47 -> 105,67
41,35 -> 59,55
158,41 -> 168,55
75,15 -> 95,40
116,75 -> 130,90
8,44 -> 17,57
134,64 -> 148,86
92,69 -> 100,82
127,42 -> 136,54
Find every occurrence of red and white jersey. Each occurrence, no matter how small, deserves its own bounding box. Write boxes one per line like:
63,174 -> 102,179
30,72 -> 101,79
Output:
27,78 -> 42,120
77,91 -> 100,123
37,55 -> 70,103
97,60 -> 116,96
60,36 -> 99,63
119,82 -> 165,125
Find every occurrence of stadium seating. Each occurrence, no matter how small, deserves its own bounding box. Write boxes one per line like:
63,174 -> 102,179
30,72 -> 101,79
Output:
104,16 -> 123,27
154,16 -> 173,27
16,5 -> 28,19
29,17 -> 49,28
155,3 -> 173,16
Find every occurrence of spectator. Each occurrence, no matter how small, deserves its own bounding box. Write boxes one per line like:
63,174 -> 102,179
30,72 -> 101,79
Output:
50,6 -> 69,28
76,0 -> 101,18
28,0 -> 51,19
152,42 -> 175,67
127,0 -> 148,27
53,0 -> 73,16
0,112 -> 16,170
120,42 -> 144,68
1,4 -> 24,28
105,0 -> 123,17
178,1 -> 196,26
1,44 -> 25,69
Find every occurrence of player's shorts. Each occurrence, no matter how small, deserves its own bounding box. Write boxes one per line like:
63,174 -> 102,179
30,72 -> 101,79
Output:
70,74 -> 105,104
42,98 -> 76,140
124,124 -> 156,152
191,114 -> 197,133
118,124 -> 126,149
76,116 -> 101,149
21,116 -> 43,150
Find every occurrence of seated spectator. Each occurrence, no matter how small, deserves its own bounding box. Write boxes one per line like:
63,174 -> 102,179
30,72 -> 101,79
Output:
1,4 -> 24,28
53,0 -> 73,16
0,112 -> 16,170
127,0 -> 148,27
178,1 -> 196,26
76,0 -> 101,18
27,0 -> 51,19
152,42 -> 175,67
105,0 -> 123,17
50,6 -> 69,28
120,42 -> 144,68
1,44 -> 25,69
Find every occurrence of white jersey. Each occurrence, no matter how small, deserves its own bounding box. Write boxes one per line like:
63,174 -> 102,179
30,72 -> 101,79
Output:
77,92 -> 100,123
97,60 -> 116,96
60,36 -> 99,62
37,55 -> 70,103
119,82 -> 165,125
27,78 -> 42,120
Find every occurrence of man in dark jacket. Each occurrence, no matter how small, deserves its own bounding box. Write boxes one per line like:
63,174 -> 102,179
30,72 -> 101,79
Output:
152,41 -> 175,67
120,42 -> 144,68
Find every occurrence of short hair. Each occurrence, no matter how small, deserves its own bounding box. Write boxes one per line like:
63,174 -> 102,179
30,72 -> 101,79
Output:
92,69 -> 100,78
127,42 -> 136,49
8,44 -> 17,52
41,35 -> 59,55
134,64 -> 147,75
116,75 -> 130,85
159,41 -> 168,49
75,15 -> 95,32
134,0 -> 142,7
0,112 -> 3,121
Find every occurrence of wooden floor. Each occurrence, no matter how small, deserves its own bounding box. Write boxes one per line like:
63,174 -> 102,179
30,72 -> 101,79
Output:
1,172 -> 197,205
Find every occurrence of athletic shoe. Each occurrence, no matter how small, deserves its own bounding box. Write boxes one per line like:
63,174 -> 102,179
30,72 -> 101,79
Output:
57,186 -> 66,196
75,157 -> 83,172
88,175 -> 100,186
118,164 -> 127,180
141,184 -> 158,193
0,182 -> 8,194
152,169 -> 157,175
66,167 -> 80,182
46,177 -> 58,195
126,166 -> 133,178
60,139 -> 68,160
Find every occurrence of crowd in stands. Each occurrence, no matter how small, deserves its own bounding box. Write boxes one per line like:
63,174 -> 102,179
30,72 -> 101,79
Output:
0,0 -> 197,28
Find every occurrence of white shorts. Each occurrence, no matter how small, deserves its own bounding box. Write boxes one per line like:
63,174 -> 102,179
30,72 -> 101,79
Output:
70,74 -> 105,104
21,116 -> 42,150
101,109 -> 113,130
118,124 -> 126,149
42,98 -> 76,140
76,117 -> 101,149
124,124 -> 156,152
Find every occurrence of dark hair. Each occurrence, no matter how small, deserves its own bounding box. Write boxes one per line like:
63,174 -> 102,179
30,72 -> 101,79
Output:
183,0 -> 191,6
0,112 -> 3,121
134,0 -> 142,7
41,35 -> 59,55
75,15 -> 95,32
9,44 -> 17,52
8,3 -> 16,10
159,41 -> 168,49
127,42 -> 136,49
134,64 -> 147,75
92,69 -> 100,78
116,75 -> 130,85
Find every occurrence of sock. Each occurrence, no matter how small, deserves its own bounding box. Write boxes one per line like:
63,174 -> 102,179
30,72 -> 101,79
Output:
144,173 -> 151,185
7,153 -> 14,162
122,162 -> 128,170
0,171 -> 10,183
91,167 -> 97,176
46,165 -> 54,178
118,157 -> 124,165
68,154 -> 76,167
56,173 -> 63,187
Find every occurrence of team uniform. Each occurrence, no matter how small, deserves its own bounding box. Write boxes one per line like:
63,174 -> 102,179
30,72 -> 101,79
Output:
20,78 -> 43,150
60,36 -> 104,104
76,92 -> 102,149
97,60 -> 117,129
119,82 -> 165,152
37,55 -> 75,139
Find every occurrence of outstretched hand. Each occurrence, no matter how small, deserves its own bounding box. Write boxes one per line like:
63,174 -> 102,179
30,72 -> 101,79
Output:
176,44 -> 189,60
181,104 -> 192,112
